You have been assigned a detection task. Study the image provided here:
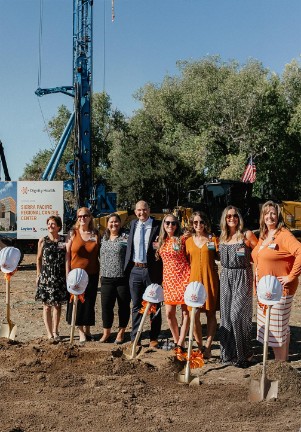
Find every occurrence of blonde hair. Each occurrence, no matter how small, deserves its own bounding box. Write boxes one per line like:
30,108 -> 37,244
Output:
73,207 -> 96,232
156,214 -> 181,258
219,206 -> 245,243
259,201 -> 285,239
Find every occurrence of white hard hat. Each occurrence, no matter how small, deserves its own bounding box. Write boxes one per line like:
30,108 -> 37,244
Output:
0,247 -> 21,273
184,281 -> 207,308
257,275 -> 282,305
67,268 -> 89,295
142,283 -> 164,304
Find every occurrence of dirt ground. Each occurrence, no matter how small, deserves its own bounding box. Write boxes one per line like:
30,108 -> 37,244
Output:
0,255 -> 301,432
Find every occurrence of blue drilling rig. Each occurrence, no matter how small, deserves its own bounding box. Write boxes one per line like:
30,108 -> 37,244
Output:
35,0 -> 117,224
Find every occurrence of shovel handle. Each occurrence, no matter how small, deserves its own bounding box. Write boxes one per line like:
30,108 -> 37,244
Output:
185,307 -> 196,383
6,279 -> 11,323
131,302 -> 151,359
70,295 -> 78,345
262,305 -> 271,370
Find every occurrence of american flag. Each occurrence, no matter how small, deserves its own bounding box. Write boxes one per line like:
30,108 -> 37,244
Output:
241,156 -> 256,183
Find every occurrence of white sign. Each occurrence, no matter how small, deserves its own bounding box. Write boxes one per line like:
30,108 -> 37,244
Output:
17,181 -> 64,239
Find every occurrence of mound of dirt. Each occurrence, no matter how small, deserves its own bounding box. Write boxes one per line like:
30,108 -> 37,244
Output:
250,360 -> 301,398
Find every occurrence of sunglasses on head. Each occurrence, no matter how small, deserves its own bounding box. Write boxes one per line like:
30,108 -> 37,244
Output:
193,221 -> 205,225
226,214 -> 239,220
164,221 -> 177,226
78,214 -> 89,219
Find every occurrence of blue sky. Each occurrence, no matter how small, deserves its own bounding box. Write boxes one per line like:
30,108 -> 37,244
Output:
1,0 -> 301,181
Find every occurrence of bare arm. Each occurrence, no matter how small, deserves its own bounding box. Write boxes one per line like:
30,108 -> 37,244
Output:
65,231 -> 74,276
245,230 -> 258,250
36,237 -> 44,284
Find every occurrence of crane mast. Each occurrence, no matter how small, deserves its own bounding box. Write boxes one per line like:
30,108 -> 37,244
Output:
35,1 -> 116,218
73,0 -> 93,208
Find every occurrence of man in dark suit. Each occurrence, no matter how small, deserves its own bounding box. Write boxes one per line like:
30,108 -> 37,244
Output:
124,200 -> 163,347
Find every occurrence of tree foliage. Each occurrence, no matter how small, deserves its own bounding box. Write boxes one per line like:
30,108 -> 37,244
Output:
23,57 -> 301,207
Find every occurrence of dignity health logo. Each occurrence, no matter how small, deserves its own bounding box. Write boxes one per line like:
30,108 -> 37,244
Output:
21,187 -> 28,194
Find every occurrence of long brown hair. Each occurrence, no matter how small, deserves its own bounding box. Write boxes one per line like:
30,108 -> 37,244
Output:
103,213 -> 122,240
259,200 -> 285,239
189,211 -> 211,235
219,206 -> 244,243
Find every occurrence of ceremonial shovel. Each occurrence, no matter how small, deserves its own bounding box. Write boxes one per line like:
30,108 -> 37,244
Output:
249,305 -> 279,401
70,294 -> 78,346
0,277 -> 17,340
124,302 -> 151,360
177,307 -> 200,385
249,275 -> 281,402
177,281 -> 207,386
124,284 -> 163,360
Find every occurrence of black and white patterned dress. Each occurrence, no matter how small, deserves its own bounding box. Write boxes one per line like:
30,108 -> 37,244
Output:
35,235 -> 67,306
219,241 -> 253,365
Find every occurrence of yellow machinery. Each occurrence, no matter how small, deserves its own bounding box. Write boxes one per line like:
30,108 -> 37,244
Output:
280,201 -> 301,241
94,207 -> 194,235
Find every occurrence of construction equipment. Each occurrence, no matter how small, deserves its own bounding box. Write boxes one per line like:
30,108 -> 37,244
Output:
35,0 -> 116,226
0,141 -> 11,181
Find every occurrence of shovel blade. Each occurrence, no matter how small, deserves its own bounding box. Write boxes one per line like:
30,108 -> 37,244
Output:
0,322 -> 17,341
249,378 -> 279,402
123,343 -> 141,360
176,371 -> 200,386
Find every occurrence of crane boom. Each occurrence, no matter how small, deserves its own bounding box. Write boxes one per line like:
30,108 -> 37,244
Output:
0,141 -> 11,181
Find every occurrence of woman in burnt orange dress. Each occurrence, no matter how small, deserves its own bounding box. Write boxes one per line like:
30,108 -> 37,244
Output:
185,211 -> 219,359
66,207 -> 100,344
157,214 -> 190,351
252,200 -> 301,361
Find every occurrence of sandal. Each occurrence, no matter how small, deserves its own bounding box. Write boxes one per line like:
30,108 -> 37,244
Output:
85,333 -> 96,342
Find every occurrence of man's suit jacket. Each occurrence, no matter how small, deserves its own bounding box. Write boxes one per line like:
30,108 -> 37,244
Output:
124,217 -> 163,284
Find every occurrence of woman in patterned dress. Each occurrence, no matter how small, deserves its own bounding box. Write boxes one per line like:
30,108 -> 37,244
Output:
36,216 -> 66,342
185,211 -> 219,359
99,213 -> 130,344
219,206 -> 258,367
157,214 -> 190,351
66,207 -> 100,344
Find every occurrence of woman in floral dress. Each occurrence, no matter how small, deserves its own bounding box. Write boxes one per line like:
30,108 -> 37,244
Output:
157,214 -> 190,351
36,216 -> 67,342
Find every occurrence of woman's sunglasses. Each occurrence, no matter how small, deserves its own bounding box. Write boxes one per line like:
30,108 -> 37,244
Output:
78,214 -> 90,219
193,221 -> 205,225
164,221 -> 177,226
226,214 -> 239,220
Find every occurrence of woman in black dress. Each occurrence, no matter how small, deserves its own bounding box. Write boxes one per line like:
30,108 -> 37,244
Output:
36,216 -> 66,342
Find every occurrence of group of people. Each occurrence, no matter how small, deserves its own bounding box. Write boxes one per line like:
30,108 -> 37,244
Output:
35,199 -> 301,366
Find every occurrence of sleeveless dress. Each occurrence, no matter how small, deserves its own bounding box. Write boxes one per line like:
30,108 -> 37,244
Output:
66,229 -> 100,326
219,241 -> 253,365
158,236 -> 190,305
35,235 -> 67,306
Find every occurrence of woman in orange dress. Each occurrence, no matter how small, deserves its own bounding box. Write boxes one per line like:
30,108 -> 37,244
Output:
66,207 -> 100,344
252,200 -> 301,361
185,211 -> 219,359
157,214 -> 190,351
